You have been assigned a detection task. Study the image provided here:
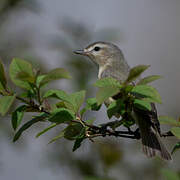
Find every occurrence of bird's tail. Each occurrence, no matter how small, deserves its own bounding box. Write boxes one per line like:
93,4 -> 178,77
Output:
140,125 -> 172,161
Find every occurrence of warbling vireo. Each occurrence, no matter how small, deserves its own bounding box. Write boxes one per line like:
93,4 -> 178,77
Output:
74,41 -> 171,160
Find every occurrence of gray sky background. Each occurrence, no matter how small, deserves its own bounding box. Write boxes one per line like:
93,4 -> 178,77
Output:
0,0 -> 180,180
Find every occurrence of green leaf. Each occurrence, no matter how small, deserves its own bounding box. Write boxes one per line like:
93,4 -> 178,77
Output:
107,99 -> 125,119
125,65 -> 150,83
137,75 -> 162,85
158,116 -> 180,126
171,127 -> 180,139
0,60 -> 7,89
48,129 -> 66,144
96,86 -> 120,105
68,90 -> 86,113
36,123 -> 57,138
86,98 -> 101,111
131,85 -> 162,103
161,169 -> 180,180
13,113 -> 48,142
48,108 -> 75,123
9,58 -> 34,89
43,89 -> 69,100
43,89 -> 86,114
171,142 -> 180,154
134,99 -> 152,111
64,123 -> 84,140
0,95 -> 16,116
11,105 -> 27,130
94,77 -> 121,88
39,68 -> 71,87
0,82 -> 4,92
94,77 -> 121,105
73,137 -> 85,152
16,71 -> 35,83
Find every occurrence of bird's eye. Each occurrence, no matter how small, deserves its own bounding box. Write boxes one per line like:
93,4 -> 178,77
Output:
94,46 -> 100,51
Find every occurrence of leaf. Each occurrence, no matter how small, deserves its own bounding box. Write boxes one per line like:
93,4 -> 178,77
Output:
0,60 -> 7,89
43,89 -> 69,100
39,68 -> 71,87
68,90 -> 86,113
125,65 -> 150,83
13,113 -> 48,142
9,58 -> 34,89
131,85 -> 162,103
0,95 -> 16,116
94,77 -> 121,105
0,82 -> 4,92
73,137 -> 85,152
36,123 -> 57,138
94,77 -> 121,88
43,89 -> 86,114
11,105 -> 27,130
48,129 -> 66,144
64,123 -> 84,140
171,142 -> 180,154
137,75 -> 162,85
96,86 -> 120,105
171,127 -> 180,139
134,99 -> 152,111
48,108 -> 75,123
107,99 -> 125,119
159,116 -> 180,126
161,169 -> 180,180
16,71 -> 35,83
86,98 -> 101,111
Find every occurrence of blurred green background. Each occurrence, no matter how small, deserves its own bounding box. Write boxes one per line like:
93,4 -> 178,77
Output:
0,0 -> 179,180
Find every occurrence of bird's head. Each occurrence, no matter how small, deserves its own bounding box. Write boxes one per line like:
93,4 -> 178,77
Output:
74,41 -> 124,67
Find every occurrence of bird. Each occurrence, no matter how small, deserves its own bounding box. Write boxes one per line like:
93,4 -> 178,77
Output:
74,41 -> 172,160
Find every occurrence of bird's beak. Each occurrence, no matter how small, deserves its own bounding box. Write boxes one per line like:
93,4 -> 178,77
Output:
73,49 -> 87,56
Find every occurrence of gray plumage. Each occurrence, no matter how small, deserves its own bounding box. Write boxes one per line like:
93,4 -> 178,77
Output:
74,41 -> 172,160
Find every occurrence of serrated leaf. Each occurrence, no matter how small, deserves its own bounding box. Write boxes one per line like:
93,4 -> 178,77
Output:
137,75 -> 162,85
39,68 -> 71,87
11,105 -> 27,130
48,108 -> 75,123
64,123 -> 84,140
131,85 -> 162,103
125,65 -> 150,83
171,142 -> 180,154
13,113 -> 48,142
171,127 -> 180,139
107,99 -> 125,119
94,77 -> 121,88
0,95 -> 16,116
9,58 -> 34,89
96,86 -> 120,105
0,60 -> 7,89
36,123 -> 57,138
159,116 -> 180,126
48,129 -> 66,144
161,169 -> 180,180
134,99 -> 152,111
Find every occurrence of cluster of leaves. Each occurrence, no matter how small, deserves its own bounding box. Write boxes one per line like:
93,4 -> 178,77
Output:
0,58 -> 180,153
